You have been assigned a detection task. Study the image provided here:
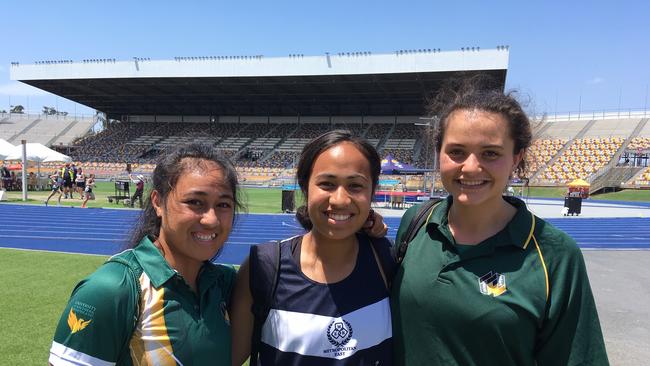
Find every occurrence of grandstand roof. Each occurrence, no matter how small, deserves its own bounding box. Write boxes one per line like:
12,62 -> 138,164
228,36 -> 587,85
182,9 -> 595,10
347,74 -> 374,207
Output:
10,49 -> 508,120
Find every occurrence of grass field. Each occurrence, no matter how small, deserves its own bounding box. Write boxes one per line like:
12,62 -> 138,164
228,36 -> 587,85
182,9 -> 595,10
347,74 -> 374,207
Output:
0,249 -> 106,365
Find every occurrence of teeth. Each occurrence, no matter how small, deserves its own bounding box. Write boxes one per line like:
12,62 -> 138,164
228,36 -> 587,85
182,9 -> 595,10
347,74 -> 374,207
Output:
459,180 -> 485,186
328,213 -> 351,221
194,233 -> 216,241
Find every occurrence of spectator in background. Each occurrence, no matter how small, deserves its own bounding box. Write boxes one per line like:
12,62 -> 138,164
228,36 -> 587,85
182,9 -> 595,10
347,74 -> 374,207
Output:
28,172 -> 37,191
60,163 -> 75,199
128,173 -> 145,208
1,164 -> 10,190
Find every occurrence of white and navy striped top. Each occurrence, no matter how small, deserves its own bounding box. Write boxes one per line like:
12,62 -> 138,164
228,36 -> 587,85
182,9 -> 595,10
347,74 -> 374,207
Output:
259,234 -> 393,365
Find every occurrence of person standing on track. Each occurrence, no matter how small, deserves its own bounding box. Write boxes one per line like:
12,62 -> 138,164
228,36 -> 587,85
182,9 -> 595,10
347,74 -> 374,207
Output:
231,130 -> 392,365
390,84 -> 609,365
50,144 -> 243,365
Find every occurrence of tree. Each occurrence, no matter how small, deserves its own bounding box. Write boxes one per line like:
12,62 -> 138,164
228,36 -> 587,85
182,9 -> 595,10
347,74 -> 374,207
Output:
0,109 -> 6,114
10,105 -> 24,114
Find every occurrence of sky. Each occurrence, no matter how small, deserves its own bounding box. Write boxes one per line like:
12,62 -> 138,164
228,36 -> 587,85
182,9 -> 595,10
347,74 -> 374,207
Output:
1,0 -> 649,118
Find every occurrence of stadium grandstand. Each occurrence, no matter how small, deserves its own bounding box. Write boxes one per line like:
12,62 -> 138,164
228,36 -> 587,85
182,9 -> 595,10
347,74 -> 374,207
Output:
6,48 -> 650,193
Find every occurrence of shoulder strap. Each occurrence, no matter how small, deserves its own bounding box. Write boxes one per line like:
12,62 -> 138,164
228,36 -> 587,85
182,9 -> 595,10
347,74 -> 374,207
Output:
396,198 -> 442,264
105,255 -> 143,361
369,236 -> 397,288
249,240 -> 282,365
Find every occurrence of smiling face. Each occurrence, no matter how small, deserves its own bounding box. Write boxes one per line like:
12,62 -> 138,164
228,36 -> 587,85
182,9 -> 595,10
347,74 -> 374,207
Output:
439,109 -> 523,209
151,159 -> 234,271
306,142 -> 373,243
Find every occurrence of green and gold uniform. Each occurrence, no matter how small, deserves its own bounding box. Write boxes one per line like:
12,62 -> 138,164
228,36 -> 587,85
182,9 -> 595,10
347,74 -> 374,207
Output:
391,196 -> 608,366
49,237 -> 235,366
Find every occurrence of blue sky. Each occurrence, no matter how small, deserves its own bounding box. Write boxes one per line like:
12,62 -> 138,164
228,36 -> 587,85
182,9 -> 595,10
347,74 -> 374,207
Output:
1,0 -> 648,117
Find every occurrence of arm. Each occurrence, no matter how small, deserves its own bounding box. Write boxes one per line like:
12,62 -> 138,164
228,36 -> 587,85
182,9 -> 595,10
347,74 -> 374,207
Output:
230,258 -> 254,366
535,237 -> 609,365
49,263 -> 138,365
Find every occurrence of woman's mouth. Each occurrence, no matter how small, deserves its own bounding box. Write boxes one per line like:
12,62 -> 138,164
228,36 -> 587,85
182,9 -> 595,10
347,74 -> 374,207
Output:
192,232 -> 217,242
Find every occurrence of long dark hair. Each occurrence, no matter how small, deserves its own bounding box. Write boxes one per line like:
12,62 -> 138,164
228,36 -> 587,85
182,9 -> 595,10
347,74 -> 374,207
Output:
295,130 -> 381,230
128,143 -> 244,248
428,77 -> 532,178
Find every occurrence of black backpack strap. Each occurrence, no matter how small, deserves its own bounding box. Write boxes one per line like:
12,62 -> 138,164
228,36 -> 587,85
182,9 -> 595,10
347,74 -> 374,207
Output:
369,236 -> 397,288
396,198 -> 442,264
249,239 -> 282,365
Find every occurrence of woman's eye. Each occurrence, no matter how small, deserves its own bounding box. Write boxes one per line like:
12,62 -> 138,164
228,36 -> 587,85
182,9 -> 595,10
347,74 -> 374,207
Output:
483,151 -> 500,159
217,202 -> 233,209
186,199 -> 203,207
318,182 -> 335,189
349,183 -> 364,191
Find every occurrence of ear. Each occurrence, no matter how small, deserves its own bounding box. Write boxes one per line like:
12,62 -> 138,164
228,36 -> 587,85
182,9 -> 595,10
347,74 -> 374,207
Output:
150,190 -> 163,218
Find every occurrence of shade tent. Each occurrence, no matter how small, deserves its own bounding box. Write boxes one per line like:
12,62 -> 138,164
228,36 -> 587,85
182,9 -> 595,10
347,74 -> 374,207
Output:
568,178 -> 590,187
4,143 -> 72,195
4,143 -> 72,163
0,139 -> 15,160
380,154 -> 429,175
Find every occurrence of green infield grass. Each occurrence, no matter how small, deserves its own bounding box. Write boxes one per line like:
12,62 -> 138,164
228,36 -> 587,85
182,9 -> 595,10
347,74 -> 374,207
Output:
0,248 -> 107,365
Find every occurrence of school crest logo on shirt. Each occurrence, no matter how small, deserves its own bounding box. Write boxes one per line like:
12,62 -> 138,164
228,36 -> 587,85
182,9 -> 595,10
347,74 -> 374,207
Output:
326,319 -> 353,347
67,309 -> 92,334
478,271 -> 507,297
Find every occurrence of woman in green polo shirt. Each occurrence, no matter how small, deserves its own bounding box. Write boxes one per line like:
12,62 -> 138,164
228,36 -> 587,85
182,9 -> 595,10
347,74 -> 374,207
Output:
50,144 -> 244,366
390,85 -> 609,365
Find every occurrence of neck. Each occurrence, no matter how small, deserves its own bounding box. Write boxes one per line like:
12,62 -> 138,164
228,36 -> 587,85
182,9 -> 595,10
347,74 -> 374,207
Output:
300,231 -> 358,283
155,240 -> 201,293
447,197 -> 516,245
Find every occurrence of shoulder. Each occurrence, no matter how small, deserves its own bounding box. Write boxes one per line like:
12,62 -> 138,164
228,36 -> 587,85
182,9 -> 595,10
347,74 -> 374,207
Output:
532,216 -> 586,272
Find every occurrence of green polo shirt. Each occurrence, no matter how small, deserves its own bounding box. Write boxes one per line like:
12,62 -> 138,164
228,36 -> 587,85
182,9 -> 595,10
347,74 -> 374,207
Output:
390,196 -> 608,366
50,236 -> 236,366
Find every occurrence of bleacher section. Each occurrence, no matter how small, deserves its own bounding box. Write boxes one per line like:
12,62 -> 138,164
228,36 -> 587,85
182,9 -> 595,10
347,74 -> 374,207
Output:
5,115 -> 650,189
0,115 -> 94,146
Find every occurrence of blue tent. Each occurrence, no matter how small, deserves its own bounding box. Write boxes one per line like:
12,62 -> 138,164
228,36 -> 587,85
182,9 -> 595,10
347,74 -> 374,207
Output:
380,154 -> 423,174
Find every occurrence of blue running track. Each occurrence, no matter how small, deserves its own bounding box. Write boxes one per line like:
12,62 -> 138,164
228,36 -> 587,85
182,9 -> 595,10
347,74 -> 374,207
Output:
1,204 -> 649,265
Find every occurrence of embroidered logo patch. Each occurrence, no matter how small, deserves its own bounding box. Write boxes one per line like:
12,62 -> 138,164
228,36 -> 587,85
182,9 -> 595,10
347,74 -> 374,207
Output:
478,271 -> 507,297
326,319 -> 353,347
67,309 -> 92,334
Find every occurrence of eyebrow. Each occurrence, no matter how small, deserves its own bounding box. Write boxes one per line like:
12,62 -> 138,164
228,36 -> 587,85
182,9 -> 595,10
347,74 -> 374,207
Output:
446,143 -> 505,149
183,190 -> 234,199
314,173 -> 369,181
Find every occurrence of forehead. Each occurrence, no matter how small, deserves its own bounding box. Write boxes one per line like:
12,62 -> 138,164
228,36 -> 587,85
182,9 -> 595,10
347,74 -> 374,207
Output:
175,159 -> 232,193
312,142 -> 371,177
444,109 -> 512,143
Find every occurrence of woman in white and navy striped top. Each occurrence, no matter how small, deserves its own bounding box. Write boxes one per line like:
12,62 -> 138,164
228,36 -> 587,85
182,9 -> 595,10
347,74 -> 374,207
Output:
231,130 -> 393,365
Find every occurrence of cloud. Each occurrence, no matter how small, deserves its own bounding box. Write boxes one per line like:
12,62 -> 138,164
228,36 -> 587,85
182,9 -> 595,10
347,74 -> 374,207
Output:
0,82 -> 48,96
587,77 -> 604,85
